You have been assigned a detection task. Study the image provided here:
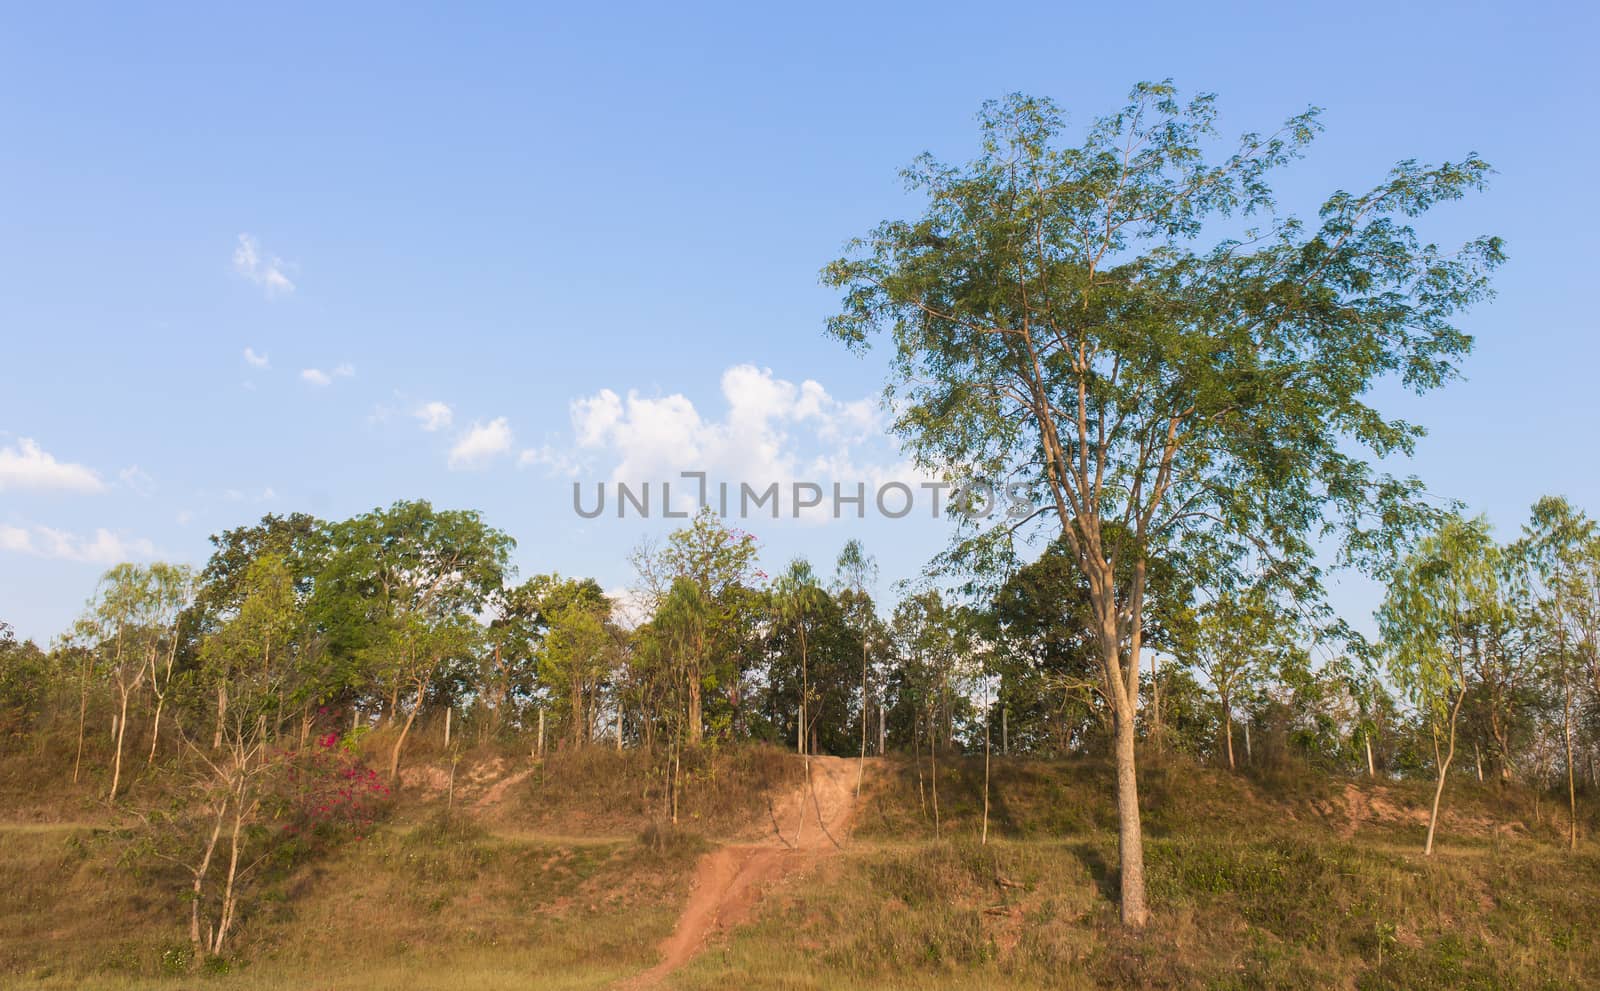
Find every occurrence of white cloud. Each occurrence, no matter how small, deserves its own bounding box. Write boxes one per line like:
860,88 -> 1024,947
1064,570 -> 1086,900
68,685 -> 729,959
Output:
449,417 -> 514,470
0,523 -> 156,564
118,465 -> 156,497
519,444 -> 583,477
414,401 -> 454,432
0,438 -> 105,493
557,364 -> 910,520
176,510 -> 194,526
301,364 -> 354,387
0,525 -> 29,553
233,234 -> 295,297
243,347 -> 270,369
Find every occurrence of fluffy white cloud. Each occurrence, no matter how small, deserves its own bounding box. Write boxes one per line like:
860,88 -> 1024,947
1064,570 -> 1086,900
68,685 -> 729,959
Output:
243,347 -> 270,369
301,364 -> 353,387
0,438 -> 105,493
557,364 -> 913,520
233,234 -> 295,297
414,401 -> 454,432
449,417 -> 514,469
0,524 -> 156,563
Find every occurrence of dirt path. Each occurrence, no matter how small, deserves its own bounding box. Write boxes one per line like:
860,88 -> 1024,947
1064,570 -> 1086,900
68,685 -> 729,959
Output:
618,754 -> 867,989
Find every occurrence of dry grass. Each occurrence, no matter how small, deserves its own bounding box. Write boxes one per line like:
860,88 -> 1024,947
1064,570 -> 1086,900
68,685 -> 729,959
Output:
3,746 -> 1598,990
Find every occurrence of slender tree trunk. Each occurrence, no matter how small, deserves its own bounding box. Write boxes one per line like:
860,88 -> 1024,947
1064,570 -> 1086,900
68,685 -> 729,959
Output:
1365,731 -> 1376,778
1224,703 -> 1236,771
1425,687 -> 1467,856
1564,670 -> 1578,851
929,712 -> 940,839
147,694 -> 166,765
1149,650 -> 1162,751
73,664 -> 88,784
857,634 -> 868,797
214,681 -> 227,750
982,679 -> 991,846
213,796 -> 247,955
389,682 -> 425,783
189,801 -> 225,963
109,684 -> 131,801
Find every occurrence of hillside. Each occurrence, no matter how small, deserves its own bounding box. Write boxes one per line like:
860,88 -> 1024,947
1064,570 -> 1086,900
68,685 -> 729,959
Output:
2,744 -> 1596,991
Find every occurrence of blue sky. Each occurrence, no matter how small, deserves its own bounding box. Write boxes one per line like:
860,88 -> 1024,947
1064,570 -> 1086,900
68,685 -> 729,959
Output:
2,2 -> 1596,642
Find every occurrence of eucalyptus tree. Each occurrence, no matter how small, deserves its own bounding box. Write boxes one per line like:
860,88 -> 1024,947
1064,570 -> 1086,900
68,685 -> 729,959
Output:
824,83 -> 1500,923
1380,516 -> 1502,856
834,539 -> 880,792
141,562 -> 195,763
1519,496 -> 1598,849
81,563 -> 183,800
772,559 -> 828,756
631,509 -> 762,744
889,589 -> 976,838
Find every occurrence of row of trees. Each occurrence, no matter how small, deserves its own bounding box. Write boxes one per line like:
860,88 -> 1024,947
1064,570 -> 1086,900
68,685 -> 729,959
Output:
7,495 -> 1599,811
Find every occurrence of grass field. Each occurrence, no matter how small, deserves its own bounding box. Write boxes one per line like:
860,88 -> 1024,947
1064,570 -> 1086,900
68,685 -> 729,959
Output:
2,746 -> 1596,990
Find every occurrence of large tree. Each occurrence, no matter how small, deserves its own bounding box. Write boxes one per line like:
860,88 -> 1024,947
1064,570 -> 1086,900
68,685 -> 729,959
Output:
318,500 -> 513,781
824,84 -> 1501,924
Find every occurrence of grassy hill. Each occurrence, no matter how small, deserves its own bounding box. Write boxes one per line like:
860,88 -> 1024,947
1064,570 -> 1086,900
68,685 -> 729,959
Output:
2,743 -> 1596,990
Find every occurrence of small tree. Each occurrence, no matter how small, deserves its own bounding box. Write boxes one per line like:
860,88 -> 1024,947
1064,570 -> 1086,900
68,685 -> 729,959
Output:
833,539 -> 880,794
1380,515 -> 1501,855
1191,586 -> 1286,770
1519,496 -> 1598,849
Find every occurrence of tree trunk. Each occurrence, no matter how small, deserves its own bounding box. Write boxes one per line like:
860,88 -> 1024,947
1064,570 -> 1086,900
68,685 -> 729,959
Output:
109,685 -> 131,801
214,681 -> 227,750
857,635 -> 868,797
1149,650 -> 1162,750
73,667 -> 88,785
147,691 -> 166,765
1564,673 -> 1578,851
1365,732 -> 1376,778
1110,695 -> 1149,925
982,679 -> 991,846
189,801 -> 225,963
687,666 -> 703,746
1224,704 -> 1236,770
389,683 -> 425,783
929,713 -> 940,839
1424,687 -> 1467,856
